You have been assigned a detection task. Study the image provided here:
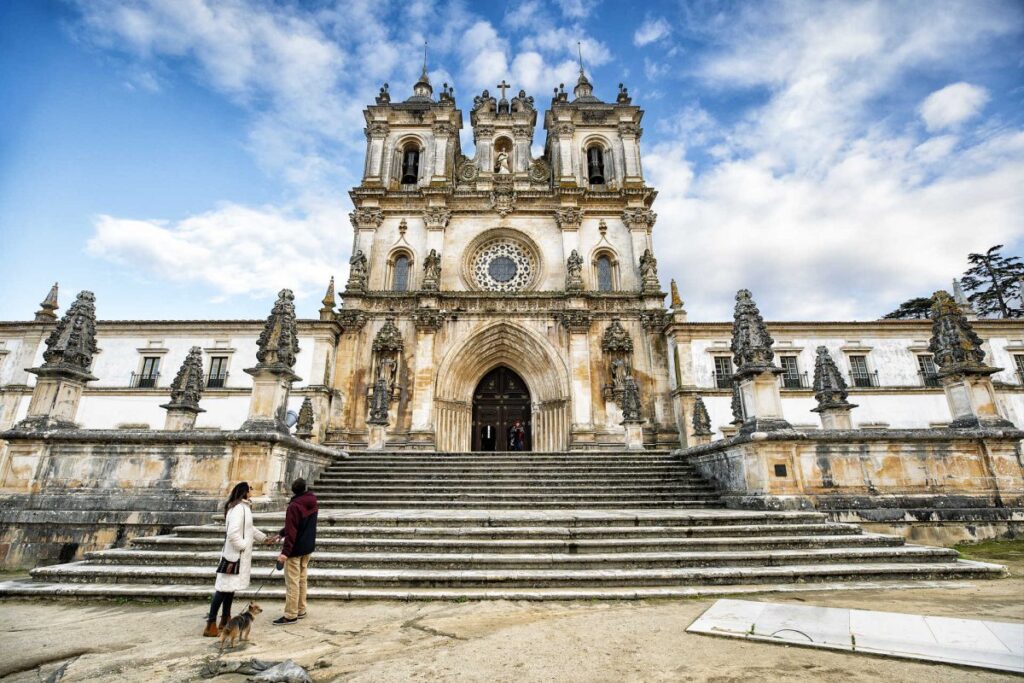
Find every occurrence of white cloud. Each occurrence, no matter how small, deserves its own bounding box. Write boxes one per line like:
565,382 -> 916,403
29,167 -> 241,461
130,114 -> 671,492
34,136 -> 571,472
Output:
919,82 -> 990,132
554,0 -> 596,20
86,202 -> 348,300
634,17 -> 671,46
458,20 -> 510,88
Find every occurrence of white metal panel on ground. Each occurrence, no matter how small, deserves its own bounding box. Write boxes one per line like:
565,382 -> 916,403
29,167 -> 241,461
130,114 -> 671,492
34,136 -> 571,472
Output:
688,598 -> 1024,673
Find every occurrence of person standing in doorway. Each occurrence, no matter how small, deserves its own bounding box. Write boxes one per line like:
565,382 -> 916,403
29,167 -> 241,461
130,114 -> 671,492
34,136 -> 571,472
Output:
509,420 -> 526,451
481,424 -> 496,451
273,478 -> 318,625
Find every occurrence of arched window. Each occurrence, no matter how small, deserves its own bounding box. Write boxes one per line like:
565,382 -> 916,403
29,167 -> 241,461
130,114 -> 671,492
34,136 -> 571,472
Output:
400,145 -> 420,184
392,255 -> 410,291
597,255 -> 613,292
586,146 -> 605,185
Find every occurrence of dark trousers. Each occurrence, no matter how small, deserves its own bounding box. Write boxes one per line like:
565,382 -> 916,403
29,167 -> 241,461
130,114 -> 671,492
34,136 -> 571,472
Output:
208,590 -> 234,622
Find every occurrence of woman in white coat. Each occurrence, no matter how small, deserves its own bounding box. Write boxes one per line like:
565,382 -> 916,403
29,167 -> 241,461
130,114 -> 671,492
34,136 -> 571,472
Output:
203,482 -> 268,637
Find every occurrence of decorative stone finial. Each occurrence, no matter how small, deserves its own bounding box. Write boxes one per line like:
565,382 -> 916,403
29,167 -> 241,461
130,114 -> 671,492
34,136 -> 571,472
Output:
730,381 -> 744,426
670,279 -> 684,310
639,249 -> 660,294
730,289 -> 778,377
952,279 -> 978,319
40,290 -> 98,375
928,290 -> 992,376
373,317 -> 404,353
320,277 -> 336,317
34,282 -> 59,322
295,397 -> 314,440
162,346 -> 205,413
691,396 -> 713,437
566,249 -> 583,292
254,289 -> 300,369
812,346 -> 856,411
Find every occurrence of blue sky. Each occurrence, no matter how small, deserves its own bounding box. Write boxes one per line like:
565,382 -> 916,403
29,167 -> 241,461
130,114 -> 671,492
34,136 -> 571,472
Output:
1,0 -> 1022,322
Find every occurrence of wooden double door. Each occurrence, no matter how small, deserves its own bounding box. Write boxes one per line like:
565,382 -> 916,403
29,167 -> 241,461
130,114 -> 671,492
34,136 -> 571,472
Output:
471,366 -> 532,451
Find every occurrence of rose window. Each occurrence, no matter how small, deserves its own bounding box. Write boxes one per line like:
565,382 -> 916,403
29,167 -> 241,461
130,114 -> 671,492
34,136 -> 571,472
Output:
470,239 -> 536,291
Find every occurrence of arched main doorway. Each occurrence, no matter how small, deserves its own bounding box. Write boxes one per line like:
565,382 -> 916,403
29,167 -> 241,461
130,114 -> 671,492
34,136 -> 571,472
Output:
471,366 -> 532,451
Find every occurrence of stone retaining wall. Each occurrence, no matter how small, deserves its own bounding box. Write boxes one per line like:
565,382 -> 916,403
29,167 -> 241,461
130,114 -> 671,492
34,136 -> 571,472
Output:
0,428 -> 342,568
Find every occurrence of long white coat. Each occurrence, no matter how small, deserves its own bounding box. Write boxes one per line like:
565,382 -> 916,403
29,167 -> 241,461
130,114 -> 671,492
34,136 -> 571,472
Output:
214,500 -> 267,593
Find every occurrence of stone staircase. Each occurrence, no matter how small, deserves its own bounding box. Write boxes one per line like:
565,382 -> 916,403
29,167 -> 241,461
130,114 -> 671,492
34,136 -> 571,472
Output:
0,451 -> 1006,600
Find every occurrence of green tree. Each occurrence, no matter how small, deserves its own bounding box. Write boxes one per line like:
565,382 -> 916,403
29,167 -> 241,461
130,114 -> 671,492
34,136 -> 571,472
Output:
960,245 -> 1024,318
883,296 -> 934,320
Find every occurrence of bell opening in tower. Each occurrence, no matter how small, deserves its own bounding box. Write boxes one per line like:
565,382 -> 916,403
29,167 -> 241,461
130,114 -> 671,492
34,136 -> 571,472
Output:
587,146 -> 605,185
401,146 -> 421,185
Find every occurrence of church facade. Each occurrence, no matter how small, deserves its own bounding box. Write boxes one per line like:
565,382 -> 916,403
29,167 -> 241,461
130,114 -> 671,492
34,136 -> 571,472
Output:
1,70 -> 1023,450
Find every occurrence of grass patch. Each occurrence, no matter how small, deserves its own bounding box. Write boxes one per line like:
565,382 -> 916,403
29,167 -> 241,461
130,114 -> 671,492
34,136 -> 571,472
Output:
953,538 -> 1024,563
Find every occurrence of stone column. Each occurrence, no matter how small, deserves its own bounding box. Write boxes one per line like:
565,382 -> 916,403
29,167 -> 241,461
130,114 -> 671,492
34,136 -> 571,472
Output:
241,290 -> 303,432
409,308 -> 446,444
161,346 -> 206,430
561,311 -> 594,435
513,126 -> 532,174
731,289 -> 791,434
811,346 -> 857,430
17,290 -> 99,430
641,311 -> 671,427
431,121 -> 454,184
618,122 -> 643,185
423,207 -> 450,258
363,121 -> 389,183
555,122 -> 576,186
929,290 -> 1015,429
348,207 -> 384,285
622,208 -> 656,279
555,208 -> 583,263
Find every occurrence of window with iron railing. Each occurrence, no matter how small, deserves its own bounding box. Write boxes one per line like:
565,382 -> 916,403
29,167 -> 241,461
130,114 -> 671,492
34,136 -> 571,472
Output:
917,354 -> 940,387
847,354 -> 878,387
712,356 -> 734,389
778,356 -> 808,388
131,356 -> 160,388
207,356 -> 230,388
1015,354 -> 1024,386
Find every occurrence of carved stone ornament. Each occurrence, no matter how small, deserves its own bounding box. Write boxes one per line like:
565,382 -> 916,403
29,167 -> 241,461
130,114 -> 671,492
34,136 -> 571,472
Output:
559,310 -> 591,332
811,346 -> 856,411
40,290 -> 98,374
432,121 -> 455,137
255,289 -> 300,369
622,207 -> 656,229
566,249 -> 584,292
294,396 -> 314,440
475,124 -> 495,138
730,289 -> 778,376
555,207 -> 583,229
366,377 -> 391,425
640,310 -> 668,332
556,122 -> 575,137
457,158 -> 480,183
413,308 -> 448,331
601,318 -> 634,353
730,381 -> 745,425
582,110 -> 608,124
34,282 -> 59,322
928,289 -> 995,376
490,183 -> 516,218
423,207 -> 452,229
691,396 -> 713,436
162,346 -> 205,412
365,121 -> 389,138
513,126 -> 532,139
349,207 -> 384,229
670,280 -> 684,310
528,159 -> 550,182
639,248 -> 660,294
421,249 -> 442,291
617,122 -> 641,137
345,250 -> 368,292
620,375 -> 643,422
372,317 -> 404,353
336,309 -> 368,331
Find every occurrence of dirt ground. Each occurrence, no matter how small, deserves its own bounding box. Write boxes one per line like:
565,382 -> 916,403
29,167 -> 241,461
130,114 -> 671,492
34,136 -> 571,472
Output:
2,543 -> 1023,682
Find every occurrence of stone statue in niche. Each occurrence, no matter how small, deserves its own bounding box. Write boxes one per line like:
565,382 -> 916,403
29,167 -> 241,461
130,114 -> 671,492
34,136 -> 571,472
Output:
346,250 -> 368,292
422,249 -> 442,291
495,150 -> 511,175
377,357 -> 398,393
566,249 -> 583,292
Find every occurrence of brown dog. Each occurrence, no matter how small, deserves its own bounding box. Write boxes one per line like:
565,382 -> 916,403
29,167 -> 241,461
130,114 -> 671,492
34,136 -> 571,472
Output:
218,602 -> 263,652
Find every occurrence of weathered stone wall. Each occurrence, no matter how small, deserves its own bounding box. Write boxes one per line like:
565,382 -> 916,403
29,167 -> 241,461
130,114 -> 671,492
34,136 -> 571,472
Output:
681,429 -> 1024,541
0,429 -> 341,568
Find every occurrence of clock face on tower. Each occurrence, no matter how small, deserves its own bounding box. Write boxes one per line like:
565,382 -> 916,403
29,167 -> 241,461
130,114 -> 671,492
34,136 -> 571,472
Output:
470,237 -> 536,292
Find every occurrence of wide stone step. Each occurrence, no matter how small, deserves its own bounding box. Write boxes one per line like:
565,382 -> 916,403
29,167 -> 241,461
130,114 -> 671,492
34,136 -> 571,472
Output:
313,501 -> 721,510
316,474 -> 706,484
161,521 -> 859,540
321,466 -> 697,475
314,485 -> 717,495
131,532 -> 899,554
29,559 -> 1002,588
85,545 -> 950,570
316,490 -> 722,500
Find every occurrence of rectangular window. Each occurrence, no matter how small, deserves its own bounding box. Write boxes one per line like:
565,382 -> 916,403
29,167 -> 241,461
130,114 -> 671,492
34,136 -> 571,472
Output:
207,356 -> 229,388
1014,354 -> 1024,385
713,356 -> 733,389
917,354 -> 940,387
779,356 -> 803,388
137,356 -> 160,388
848,354 -> 874,387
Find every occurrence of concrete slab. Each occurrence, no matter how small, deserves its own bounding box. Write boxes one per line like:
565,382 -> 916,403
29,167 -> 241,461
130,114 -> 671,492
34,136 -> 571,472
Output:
688,598 -> 1024,673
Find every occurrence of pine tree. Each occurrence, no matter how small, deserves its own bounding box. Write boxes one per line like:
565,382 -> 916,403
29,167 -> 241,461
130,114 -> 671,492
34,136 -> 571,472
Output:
883,296 -> 934,320
960,245 -> 1024,318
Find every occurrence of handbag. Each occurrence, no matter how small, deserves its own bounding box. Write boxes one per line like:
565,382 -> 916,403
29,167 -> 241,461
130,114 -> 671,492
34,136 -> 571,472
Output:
216,505 -> 248,575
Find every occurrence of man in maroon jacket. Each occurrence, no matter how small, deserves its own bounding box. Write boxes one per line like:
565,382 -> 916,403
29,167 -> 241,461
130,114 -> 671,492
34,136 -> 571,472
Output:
273,478 -> 318,625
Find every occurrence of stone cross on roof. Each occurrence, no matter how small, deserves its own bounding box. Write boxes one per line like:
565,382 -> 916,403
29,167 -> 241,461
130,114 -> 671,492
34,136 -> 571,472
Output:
496,80 -> 510,100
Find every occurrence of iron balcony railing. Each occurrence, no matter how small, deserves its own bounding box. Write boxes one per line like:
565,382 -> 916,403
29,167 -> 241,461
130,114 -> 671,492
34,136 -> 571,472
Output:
849,370 -> 879,388
919,371 -> 941,388
779,372 -> 810,389
206,372 -> 229,388
130,371 -> 160,389
712,371 -> 733,389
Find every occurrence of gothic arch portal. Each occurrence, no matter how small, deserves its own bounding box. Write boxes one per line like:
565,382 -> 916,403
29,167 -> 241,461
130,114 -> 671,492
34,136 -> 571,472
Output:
434,321 -> 571,452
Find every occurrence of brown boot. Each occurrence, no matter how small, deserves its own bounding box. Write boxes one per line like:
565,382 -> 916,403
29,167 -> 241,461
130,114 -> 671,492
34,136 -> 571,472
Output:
203,620 -> 219,637
218,613 -> 231,632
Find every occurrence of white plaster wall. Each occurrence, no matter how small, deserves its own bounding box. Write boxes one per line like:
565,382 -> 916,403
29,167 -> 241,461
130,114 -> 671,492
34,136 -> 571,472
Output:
368,217 -> 428,290
0,338 -> 26,385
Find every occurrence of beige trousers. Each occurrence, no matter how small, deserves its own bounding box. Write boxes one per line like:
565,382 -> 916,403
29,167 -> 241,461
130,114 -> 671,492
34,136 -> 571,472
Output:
283,554 -> 311,619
